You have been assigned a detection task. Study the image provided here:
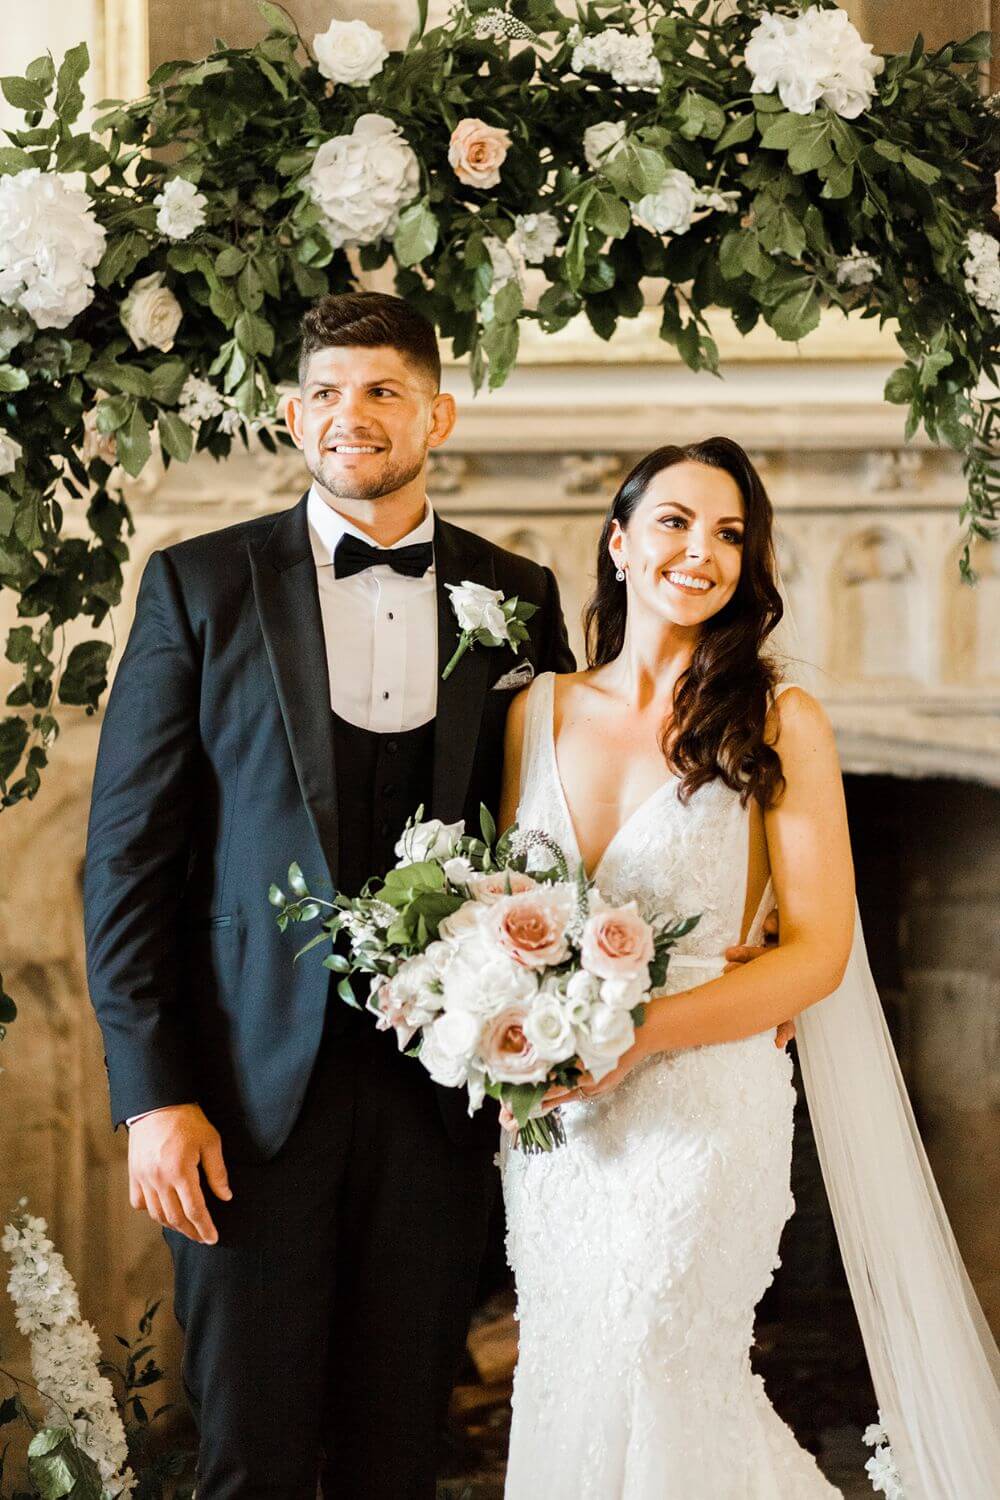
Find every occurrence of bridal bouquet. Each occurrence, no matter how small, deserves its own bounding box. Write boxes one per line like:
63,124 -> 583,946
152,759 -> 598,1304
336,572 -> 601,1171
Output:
270,809 -> 698,1151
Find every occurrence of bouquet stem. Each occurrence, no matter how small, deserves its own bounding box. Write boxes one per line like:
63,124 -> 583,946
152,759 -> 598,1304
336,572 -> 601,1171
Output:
516,1108 -> 566,1153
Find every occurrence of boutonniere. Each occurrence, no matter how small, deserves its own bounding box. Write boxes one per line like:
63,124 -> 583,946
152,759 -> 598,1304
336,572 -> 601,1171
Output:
442,581 -> 538,681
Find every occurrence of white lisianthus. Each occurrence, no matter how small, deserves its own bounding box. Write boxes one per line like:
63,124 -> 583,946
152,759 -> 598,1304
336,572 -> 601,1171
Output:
442,854 -> 476,887
394,817 -> 464,865
745,9 -> 885,120
584,119 -> 627,173
154,177 -> 208,240
512,211 -> 560,265
0,168 -> 106,330
307,113 -> 420,250
313,17 -> 388,85
636,168 -> 697,236
563,969 -> 600,1026
522,994 -> 577,1064
120,271 -> 182,352
446,579 -> 510,639
571,29 -> 663,92
419,1016 -> 474,1087
577,1002 -> 635,1082
0,426 -> 23,476
835,248 -> 881,288
964,229 -> 1000,316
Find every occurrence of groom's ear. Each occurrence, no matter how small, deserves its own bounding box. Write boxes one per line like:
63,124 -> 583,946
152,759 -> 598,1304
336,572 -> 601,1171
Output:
427,390 -> 457,450
284,389 -> 305,450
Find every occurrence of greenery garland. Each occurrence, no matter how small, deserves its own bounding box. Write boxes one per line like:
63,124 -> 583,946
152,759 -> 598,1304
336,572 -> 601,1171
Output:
0,0 -> 996,834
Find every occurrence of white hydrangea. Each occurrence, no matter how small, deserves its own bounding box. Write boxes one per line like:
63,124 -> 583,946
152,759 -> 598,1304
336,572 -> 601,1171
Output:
745,8 -> 885,119
313,18 -> 388,86
511,211 -> 560,264
964,229 -> 1000,315
0,426 -> 23,476
3,1211 -> 135,1496
583,120 -> 627,173
307,113 -> 420,250
0,168 -> 106,330
835,248 -> 881,288
154,177 -> 208,240
571,29 -> 663,92
636,168 -> 697,235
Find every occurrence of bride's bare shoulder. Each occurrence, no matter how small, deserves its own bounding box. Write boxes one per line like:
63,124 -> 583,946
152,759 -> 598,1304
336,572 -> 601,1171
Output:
765,684 -> 839,770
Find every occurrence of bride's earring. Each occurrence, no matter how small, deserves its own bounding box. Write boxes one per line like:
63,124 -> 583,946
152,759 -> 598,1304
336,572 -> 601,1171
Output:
615,567 -> 625,582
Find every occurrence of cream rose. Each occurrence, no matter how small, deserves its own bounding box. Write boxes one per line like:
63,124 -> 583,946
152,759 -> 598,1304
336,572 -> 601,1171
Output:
491,887 -> 573,970
394,817 -> 464,865
522,995 -> 576,1066
314,18 -> 388,86
467,869 -> 538,905
445,579 -> 509,638
120,272 -> 182,353
448,117 -> 512,190
580,902 -> 654,981
480,1004 -> 550,1084
577,1002 -> 636,1083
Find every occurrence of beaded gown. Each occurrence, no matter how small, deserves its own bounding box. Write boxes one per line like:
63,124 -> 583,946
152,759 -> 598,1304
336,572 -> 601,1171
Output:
501,673 -> 841,1500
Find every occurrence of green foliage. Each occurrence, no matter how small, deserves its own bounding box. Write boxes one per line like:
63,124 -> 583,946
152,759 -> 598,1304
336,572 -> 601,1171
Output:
0,1 -> 994,817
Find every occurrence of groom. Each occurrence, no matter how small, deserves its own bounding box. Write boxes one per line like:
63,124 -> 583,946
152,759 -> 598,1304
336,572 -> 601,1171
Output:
83,291 -> 575,1499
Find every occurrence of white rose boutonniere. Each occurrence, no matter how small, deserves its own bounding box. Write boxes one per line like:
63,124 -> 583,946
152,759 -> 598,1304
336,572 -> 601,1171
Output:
442,580 -> 538,680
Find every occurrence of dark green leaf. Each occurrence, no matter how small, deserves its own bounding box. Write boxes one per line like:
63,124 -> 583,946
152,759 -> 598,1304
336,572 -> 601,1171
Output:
256,0 -> 297,34
392,201 -> 439,268
116,403 -> 151,477
55,42 -> 89,125
0,365 -> 28,392
214,247 -> 247,278
157,411 -> 193,463
1,77 -> 48,114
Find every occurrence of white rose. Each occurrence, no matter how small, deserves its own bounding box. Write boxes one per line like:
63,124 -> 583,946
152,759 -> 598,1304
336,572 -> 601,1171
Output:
307,114 -> 419,250
522,995 -> 577,1065
438,899 -> 489,942
0,169 -> 106,330
637,169 -> 696,236
599,975 -> 647,1012
446,580 -> 510,640
442,855 -> 476,887
0,427 -> 23,476
583,120 -> 627,173
419,1017 -> 473,1088
394,817 -> 464,865
314,18 -> 388,86
154,177 -> 208,241
430,1007 -> 483,1064
964,231 -> 1000,315
120,272 -> 182,353
577,1002 -> 635,1082
512,212 -> 560,265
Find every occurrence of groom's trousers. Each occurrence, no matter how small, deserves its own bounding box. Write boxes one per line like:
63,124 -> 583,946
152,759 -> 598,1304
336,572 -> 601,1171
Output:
164,1000 -> 497,1500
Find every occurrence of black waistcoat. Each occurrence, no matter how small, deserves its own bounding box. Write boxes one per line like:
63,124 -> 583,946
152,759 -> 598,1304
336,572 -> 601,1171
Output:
330,710 -> 436,897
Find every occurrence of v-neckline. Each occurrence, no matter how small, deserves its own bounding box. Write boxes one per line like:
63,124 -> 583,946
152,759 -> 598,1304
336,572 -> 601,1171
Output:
544,673 -> 676,885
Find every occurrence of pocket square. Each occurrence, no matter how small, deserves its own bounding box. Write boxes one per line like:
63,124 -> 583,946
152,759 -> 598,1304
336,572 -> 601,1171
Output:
492,660 -> 536,692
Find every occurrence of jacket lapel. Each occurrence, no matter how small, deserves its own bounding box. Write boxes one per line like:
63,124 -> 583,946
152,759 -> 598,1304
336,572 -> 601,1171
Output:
249,493 -> 340,885
432,516 -> 495,824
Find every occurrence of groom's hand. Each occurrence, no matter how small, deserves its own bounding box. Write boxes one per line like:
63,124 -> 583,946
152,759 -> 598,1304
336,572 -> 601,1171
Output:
128,1103 -> 233,1245
723,909 -> 797,1049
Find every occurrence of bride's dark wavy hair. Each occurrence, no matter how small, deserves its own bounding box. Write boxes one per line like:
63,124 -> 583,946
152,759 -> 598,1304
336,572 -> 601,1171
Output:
583,437 -> 786,809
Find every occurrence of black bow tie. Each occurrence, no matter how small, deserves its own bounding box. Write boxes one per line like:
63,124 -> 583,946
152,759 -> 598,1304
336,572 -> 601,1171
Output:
333,534 -> 433,580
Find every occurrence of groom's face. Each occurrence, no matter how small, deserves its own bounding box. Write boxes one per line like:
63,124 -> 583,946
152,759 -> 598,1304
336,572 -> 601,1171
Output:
286,344 -> 455,502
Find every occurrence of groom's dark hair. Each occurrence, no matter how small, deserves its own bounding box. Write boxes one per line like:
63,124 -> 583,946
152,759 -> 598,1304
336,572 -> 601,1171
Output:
298,291 -> 441,389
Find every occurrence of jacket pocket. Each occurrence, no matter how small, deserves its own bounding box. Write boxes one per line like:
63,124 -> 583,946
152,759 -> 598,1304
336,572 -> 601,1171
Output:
195,914 -> 233,929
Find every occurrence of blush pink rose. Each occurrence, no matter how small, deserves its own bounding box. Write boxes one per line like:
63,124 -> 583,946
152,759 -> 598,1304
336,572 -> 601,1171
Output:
491,888 -> 572,969
580,902 -> 654,981
367,976 -> 416,1051
480,1003 -> 549,1084
448,117 -> 511,189
467,869 -> 537,905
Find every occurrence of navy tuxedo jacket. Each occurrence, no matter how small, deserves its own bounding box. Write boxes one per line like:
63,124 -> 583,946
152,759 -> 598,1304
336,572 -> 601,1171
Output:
83,492 -> 575,1159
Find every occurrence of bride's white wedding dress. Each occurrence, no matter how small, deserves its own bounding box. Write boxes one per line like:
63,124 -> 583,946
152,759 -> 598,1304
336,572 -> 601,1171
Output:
501,671 -> 841,1499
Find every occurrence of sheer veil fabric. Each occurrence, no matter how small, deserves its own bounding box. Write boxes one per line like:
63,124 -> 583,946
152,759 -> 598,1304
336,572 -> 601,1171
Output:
769,590 -> 1000,1497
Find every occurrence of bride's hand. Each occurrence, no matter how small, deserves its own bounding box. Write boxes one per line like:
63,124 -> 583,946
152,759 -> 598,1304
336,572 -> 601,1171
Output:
499,1102 -> 519,1135
544,1037 -> 649,1108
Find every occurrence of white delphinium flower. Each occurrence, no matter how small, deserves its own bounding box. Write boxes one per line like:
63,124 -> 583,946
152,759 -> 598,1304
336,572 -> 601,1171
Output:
3,1212 -> 135,1496
120,271 -> 182,352
0,169 -> 106,330
307,114 -> 420,250
313,18 -> 388,85
154,177 -> 208,240
571,29 -> 663,91
177,374 -> 225,425
636,168 -> 697,235
964,229 -> 1000,315
473,10 -> 537,43
584,120 -> 628,173
511,212 -> 559,265
0,427 -> 23,476
745,8 -> 885,119
835,248 -> 881,288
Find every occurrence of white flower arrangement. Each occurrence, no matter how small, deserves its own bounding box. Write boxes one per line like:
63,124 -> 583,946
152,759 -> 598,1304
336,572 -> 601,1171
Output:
307,113 -> 420,250
2,1207 -> 135,1497
512,211 -> 560,264
745,8 -> 885,119
0,168 -> 106,330
313,18 -> 389,86
153,177 -> 208,241
570,28 -> 663,92
583,120 -> 628,174
637,169 -> 698,236
963,230 -> 1000,317
835,249 -> 882,288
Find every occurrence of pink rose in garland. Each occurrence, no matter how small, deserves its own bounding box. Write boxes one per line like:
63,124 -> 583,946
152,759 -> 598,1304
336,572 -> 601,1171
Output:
468,869 -> 538,904
580,902 -> 655,980
448,117 -> 512,188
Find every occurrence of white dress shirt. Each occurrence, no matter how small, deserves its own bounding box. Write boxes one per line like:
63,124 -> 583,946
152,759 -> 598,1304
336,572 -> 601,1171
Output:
127,487 -> 440,1127
306,484 -> 439,730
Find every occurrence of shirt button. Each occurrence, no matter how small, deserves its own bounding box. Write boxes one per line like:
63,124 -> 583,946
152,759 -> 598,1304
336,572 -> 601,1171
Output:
387,611 -> 395,621
386,740 -> 398,755
382,690 -> 390,701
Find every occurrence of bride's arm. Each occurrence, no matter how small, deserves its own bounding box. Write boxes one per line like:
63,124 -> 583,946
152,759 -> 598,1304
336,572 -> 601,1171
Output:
631,686 -> 855,1057
497,687 -> 530,835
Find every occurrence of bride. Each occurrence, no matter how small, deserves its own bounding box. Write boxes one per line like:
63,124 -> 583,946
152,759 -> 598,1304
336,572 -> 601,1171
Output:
496,437 -> 1000,1499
